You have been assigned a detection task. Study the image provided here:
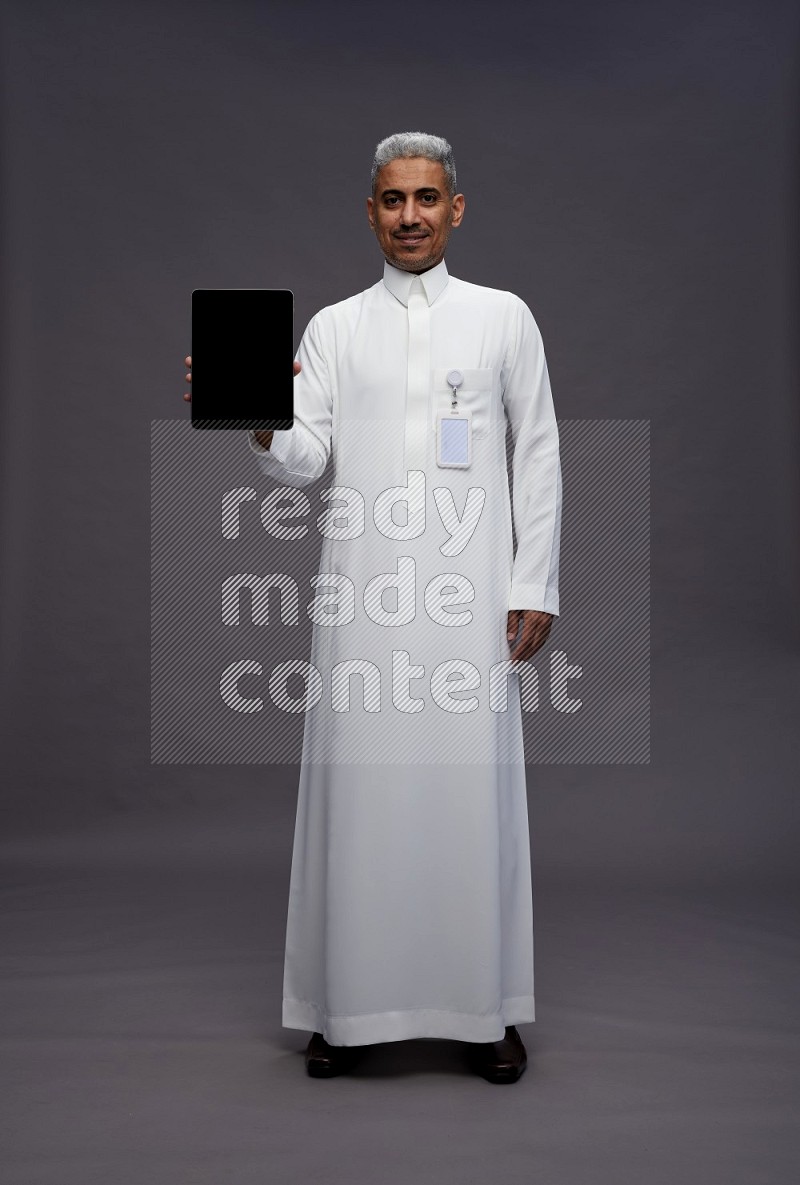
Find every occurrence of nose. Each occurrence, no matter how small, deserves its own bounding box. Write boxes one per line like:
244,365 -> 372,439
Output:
400,196 -> 420,227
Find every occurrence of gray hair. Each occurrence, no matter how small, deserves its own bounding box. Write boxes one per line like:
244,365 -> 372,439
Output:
370,132 -> 457,198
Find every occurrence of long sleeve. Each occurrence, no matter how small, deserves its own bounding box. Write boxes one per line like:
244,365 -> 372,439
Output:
246,311 -> 333,489
501,296 -> 562,615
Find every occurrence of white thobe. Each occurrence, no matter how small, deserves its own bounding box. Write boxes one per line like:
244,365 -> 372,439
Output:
247,257 -> 561,1045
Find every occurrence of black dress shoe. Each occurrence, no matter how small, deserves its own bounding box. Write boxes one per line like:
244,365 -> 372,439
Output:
466,1025 -> 528,1083
305,1031 -> 360,1078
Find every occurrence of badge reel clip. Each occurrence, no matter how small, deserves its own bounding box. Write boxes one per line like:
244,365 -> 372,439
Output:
436,369 -> 472,469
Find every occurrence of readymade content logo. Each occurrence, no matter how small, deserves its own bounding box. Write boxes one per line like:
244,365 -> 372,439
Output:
217,469 -> 581,717
150,420 -> 649,765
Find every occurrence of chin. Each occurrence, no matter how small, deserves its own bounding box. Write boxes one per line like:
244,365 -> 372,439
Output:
387,250 -> 439,272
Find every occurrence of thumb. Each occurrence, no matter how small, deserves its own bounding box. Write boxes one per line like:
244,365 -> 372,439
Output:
507,610 -> 520,641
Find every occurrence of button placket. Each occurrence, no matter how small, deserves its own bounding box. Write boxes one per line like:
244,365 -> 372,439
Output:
404,277 -> 430,472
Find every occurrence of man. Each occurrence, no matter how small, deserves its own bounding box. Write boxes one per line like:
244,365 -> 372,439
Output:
184,131 -> 561,1084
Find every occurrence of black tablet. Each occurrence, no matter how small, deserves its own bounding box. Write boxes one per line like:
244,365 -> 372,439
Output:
190,288 -> 294,430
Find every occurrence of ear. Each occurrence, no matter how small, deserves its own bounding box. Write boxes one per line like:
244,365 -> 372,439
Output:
451,194 -> 465,228
366,195 -> 375,230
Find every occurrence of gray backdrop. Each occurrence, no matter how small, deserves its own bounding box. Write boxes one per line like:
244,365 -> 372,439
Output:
1,1 -> 798,1182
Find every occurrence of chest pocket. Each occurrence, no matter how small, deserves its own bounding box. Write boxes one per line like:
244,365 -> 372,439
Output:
430,368 -> 494,439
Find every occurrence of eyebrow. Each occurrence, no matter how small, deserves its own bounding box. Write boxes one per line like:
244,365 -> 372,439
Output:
380,186 -> 442,198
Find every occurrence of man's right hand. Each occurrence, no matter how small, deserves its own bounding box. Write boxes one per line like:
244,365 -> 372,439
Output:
183,355 -> 301,450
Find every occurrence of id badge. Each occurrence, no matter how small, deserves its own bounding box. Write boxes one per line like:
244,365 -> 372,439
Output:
436,407 -> 472,468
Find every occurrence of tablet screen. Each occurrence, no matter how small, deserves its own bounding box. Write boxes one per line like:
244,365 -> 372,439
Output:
191,289 -> 294,430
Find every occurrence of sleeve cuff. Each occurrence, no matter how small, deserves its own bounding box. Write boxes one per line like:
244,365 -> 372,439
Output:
247,428 -> 293,463
508,582 -> 560,615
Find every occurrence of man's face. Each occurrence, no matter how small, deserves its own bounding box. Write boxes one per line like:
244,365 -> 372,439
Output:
366,156 -> 465,273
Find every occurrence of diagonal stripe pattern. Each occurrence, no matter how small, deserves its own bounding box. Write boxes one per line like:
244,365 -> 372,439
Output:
151,418 -> 649,766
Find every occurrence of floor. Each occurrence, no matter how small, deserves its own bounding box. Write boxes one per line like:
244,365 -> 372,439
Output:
2,799 -> 797,1185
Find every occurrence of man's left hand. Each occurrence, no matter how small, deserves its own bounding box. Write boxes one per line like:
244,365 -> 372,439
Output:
506,609 -> 553,662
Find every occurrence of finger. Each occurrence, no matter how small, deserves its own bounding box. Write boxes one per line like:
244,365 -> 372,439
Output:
293,361 -> 301,375
183,392 -> 191,402
512,636 -> 537,662
510,611 -> 532,645
509,633 -> 529,661
510,616 -> 543,662
518,620 -> 552,662
185,356 -> 191,366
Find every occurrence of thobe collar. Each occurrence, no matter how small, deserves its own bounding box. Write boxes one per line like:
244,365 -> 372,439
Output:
382,257 -> 449,307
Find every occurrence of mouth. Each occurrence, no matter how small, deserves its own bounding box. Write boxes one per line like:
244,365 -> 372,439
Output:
396,234 -> 428,245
